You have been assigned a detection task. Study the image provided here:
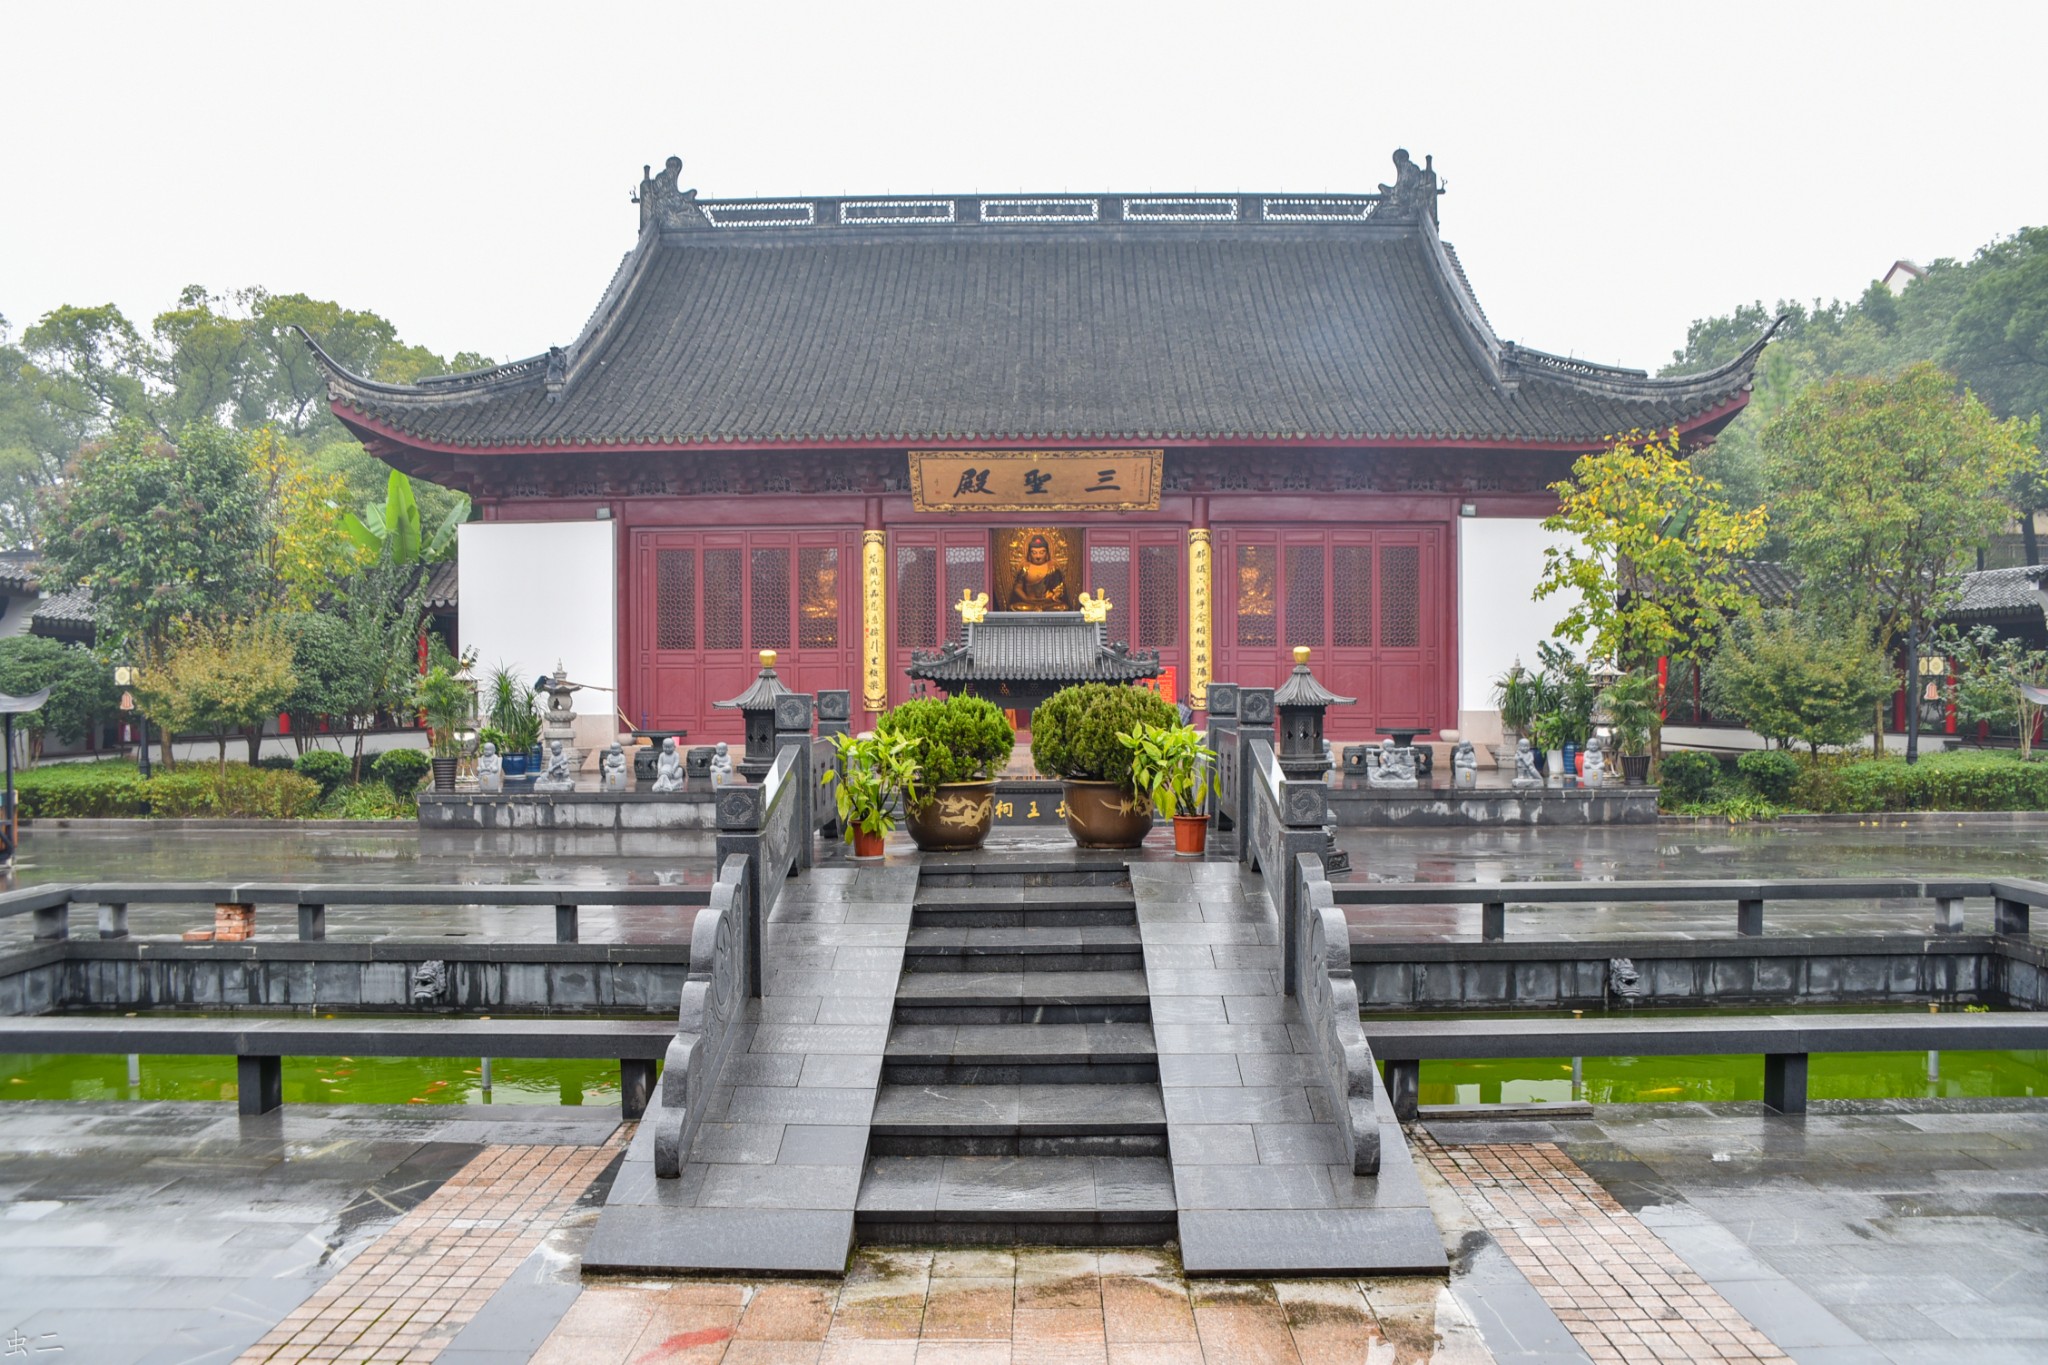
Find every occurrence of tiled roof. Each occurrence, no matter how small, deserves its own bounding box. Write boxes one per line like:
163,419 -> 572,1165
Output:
1952,565 -> 2048,621
908,613 -> 1160,685
312,183 -> 1769,453
1732,560 -> 1801,610
424,559 -> 459,611
30,586 -> 95,640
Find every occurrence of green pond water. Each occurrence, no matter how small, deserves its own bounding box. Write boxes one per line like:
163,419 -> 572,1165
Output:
0,1052 -> 629,1106
1419,1051 -> 2048,1106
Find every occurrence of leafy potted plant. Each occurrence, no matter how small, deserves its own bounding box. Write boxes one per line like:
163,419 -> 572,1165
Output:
1029,682 -> 1181,848
411,665 -> 474,791
1119,721 -> 1216,855
1490,660 -> 1545,767
1602,670 -> 1658,786
1534,642 -> 1597,779
484,664 -> 541,779
875,695 -> 1015,851
820,732 -> 922,859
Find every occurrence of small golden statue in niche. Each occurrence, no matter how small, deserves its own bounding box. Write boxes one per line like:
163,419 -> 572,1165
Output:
1077,589 -> 1112,624
997,529 -> 1075,612
954,589 -> 990,624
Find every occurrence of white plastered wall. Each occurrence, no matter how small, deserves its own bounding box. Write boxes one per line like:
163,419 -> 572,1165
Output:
1457,517 -> 1578,751
458,520 -> 618,765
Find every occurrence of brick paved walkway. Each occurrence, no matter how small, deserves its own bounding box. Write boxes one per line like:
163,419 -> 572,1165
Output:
533,1247 -> 1493,1363
1418,1135 -> 1791,1363
234,1138 -> 623,1364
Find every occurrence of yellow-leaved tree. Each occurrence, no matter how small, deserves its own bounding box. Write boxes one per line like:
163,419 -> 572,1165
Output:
135,616 -> 298,770
1535,428 -> 1769,762
247,427 -> 364,612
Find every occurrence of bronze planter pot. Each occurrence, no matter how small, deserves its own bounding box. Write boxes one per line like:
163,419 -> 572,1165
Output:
431,757 -> 458,792
904,780 -> 997,852
1621,755 -> 1652,786
1061,779 -> 1154,850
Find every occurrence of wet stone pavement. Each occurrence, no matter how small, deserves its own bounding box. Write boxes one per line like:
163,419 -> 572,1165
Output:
6,819 -> 2045,949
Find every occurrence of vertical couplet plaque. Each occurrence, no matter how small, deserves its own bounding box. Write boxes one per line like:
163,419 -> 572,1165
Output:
861,529 -> 887,714
1187,527 -> 1213,709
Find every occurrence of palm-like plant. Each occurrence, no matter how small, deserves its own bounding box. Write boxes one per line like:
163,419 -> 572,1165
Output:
1118,722 -> 1216,819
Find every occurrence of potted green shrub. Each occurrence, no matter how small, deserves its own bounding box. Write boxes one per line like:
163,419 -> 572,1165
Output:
1029,682 -> 1180,848
411,665 -> 474,791
1119,720 -> 1216,855
1602,670 -> 1658,786
820,732 -> 922,858
1490,660 -> 1544,767
484,664 -> 542,779
875,695 -> 1015,851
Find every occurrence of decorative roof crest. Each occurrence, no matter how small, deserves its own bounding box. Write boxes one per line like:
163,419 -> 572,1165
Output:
1375,149 -> 1442,223
635,156 -> 709,232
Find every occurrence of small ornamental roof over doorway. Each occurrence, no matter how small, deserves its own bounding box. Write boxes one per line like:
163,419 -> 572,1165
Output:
302,149 -> 1776,476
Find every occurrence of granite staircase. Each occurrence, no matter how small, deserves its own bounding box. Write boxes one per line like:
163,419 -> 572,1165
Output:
854,855 -> 1179,1245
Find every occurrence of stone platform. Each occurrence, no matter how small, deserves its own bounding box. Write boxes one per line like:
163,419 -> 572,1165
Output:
584,847 -> 1446,1278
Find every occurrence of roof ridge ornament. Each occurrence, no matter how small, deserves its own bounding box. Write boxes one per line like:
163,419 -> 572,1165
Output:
1376,148 -> 1442,223
635,155 -> 709,232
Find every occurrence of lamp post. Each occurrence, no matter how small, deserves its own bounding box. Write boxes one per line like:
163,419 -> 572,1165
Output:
715,650 -> 792,781
115,663 -> 148,778
1274,646 -> 1356,875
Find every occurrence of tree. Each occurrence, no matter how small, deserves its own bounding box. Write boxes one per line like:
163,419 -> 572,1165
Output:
37,421 -> 268,653
1705,611 -> 1896,756
280,610 -> 375,755
136,616 -> 297,769
1761,363 -> 2037,758
1535,428 -> 1767,757
0,636 -> 121,761
330,555 -> 431,777
1945,228 -> 2048,563
341,469 -> 465,566
248,428 -> 364,610
1934,623 -> 2048,760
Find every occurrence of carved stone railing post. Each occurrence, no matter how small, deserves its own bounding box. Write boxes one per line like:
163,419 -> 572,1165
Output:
1295,853 -> 1381,1175
714,783 -> 767,997
815,689 -> 852,740
1235,687 -> 1274,861
774,692 -> 815,875
1274,773 -> 1329,995
1206,683 -> 1240,837
655,854 -> 752,1178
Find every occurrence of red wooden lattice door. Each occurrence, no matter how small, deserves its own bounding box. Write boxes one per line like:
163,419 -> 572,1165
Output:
1214,525 -> 1446,738
1084,529 -> 1184,703
889,528 -> 989,708
629,528 -> 857,740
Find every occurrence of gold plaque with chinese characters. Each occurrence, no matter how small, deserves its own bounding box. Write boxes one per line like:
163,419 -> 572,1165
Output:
909,450 -> 1164,513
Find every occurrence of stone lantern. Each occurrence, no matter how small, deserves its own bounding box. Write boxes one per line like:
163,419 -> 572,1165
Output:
1274,646 -> 1355,782
1274,646 -> 1355,875
715,650 -> 792,781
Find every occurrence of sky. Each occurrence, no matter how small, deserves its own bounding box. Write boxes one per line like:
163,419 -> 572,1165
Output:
3,0 -> 2044,375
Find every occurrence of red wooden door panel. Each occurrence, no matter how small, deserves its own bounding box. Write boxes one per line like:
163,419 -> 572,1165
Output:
1215,524 -> 1448,739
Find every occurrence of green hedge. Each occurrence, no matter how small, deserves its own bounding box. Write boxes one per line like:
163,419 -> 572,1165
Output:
15,761 -> 322,819
1791,750 -> 2048,813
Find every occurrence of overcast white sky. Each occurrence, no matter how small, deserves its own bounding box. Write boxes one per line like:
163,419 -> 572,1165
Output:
3,0 -> 2043,375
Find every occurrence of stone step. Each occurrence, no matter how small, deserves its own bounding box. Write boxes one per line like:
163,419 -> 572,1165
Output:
884,1020 -> 1158,1084
868,1081 -> 1168,1155
911,885 -> 1138,928
902,923 -> 1144,973
890,969 -> 1152,1024
855,1153 -> 1177,1245
916,852 -> 1134,889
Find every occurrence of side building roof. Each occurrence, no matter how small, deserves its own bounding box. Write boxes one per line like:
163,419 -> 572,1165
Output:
311,154 -> 1773,458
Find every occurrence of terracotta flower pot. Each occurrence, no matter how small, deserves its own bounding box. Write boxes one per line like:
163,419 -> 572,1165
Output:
1172,813 -> 1208,856
1061,779 -> 1154,850
850,828 -> 886,859
904,780 -> 996,851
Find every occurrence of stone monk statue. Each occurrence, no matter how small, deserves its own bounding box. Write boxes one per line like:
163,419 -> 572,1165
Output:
535,739 -> 574,792
476,742 -> 503,794
652,737 -> 683,792
1511,737 -> 1544,789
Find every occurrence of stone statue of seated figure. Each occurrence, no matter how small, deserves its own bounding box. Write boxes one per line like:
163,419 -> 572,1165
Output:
601,743 -> 629,792
1581,735 -> 1606,788
651,737 -> 683,793
534,738 -> 575,792
476,741 -> 503,794
1367,737 -> 1419,789
1511,736 -> 1544,789
708,742 -> 735,788
1451,738 -> 1478,790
